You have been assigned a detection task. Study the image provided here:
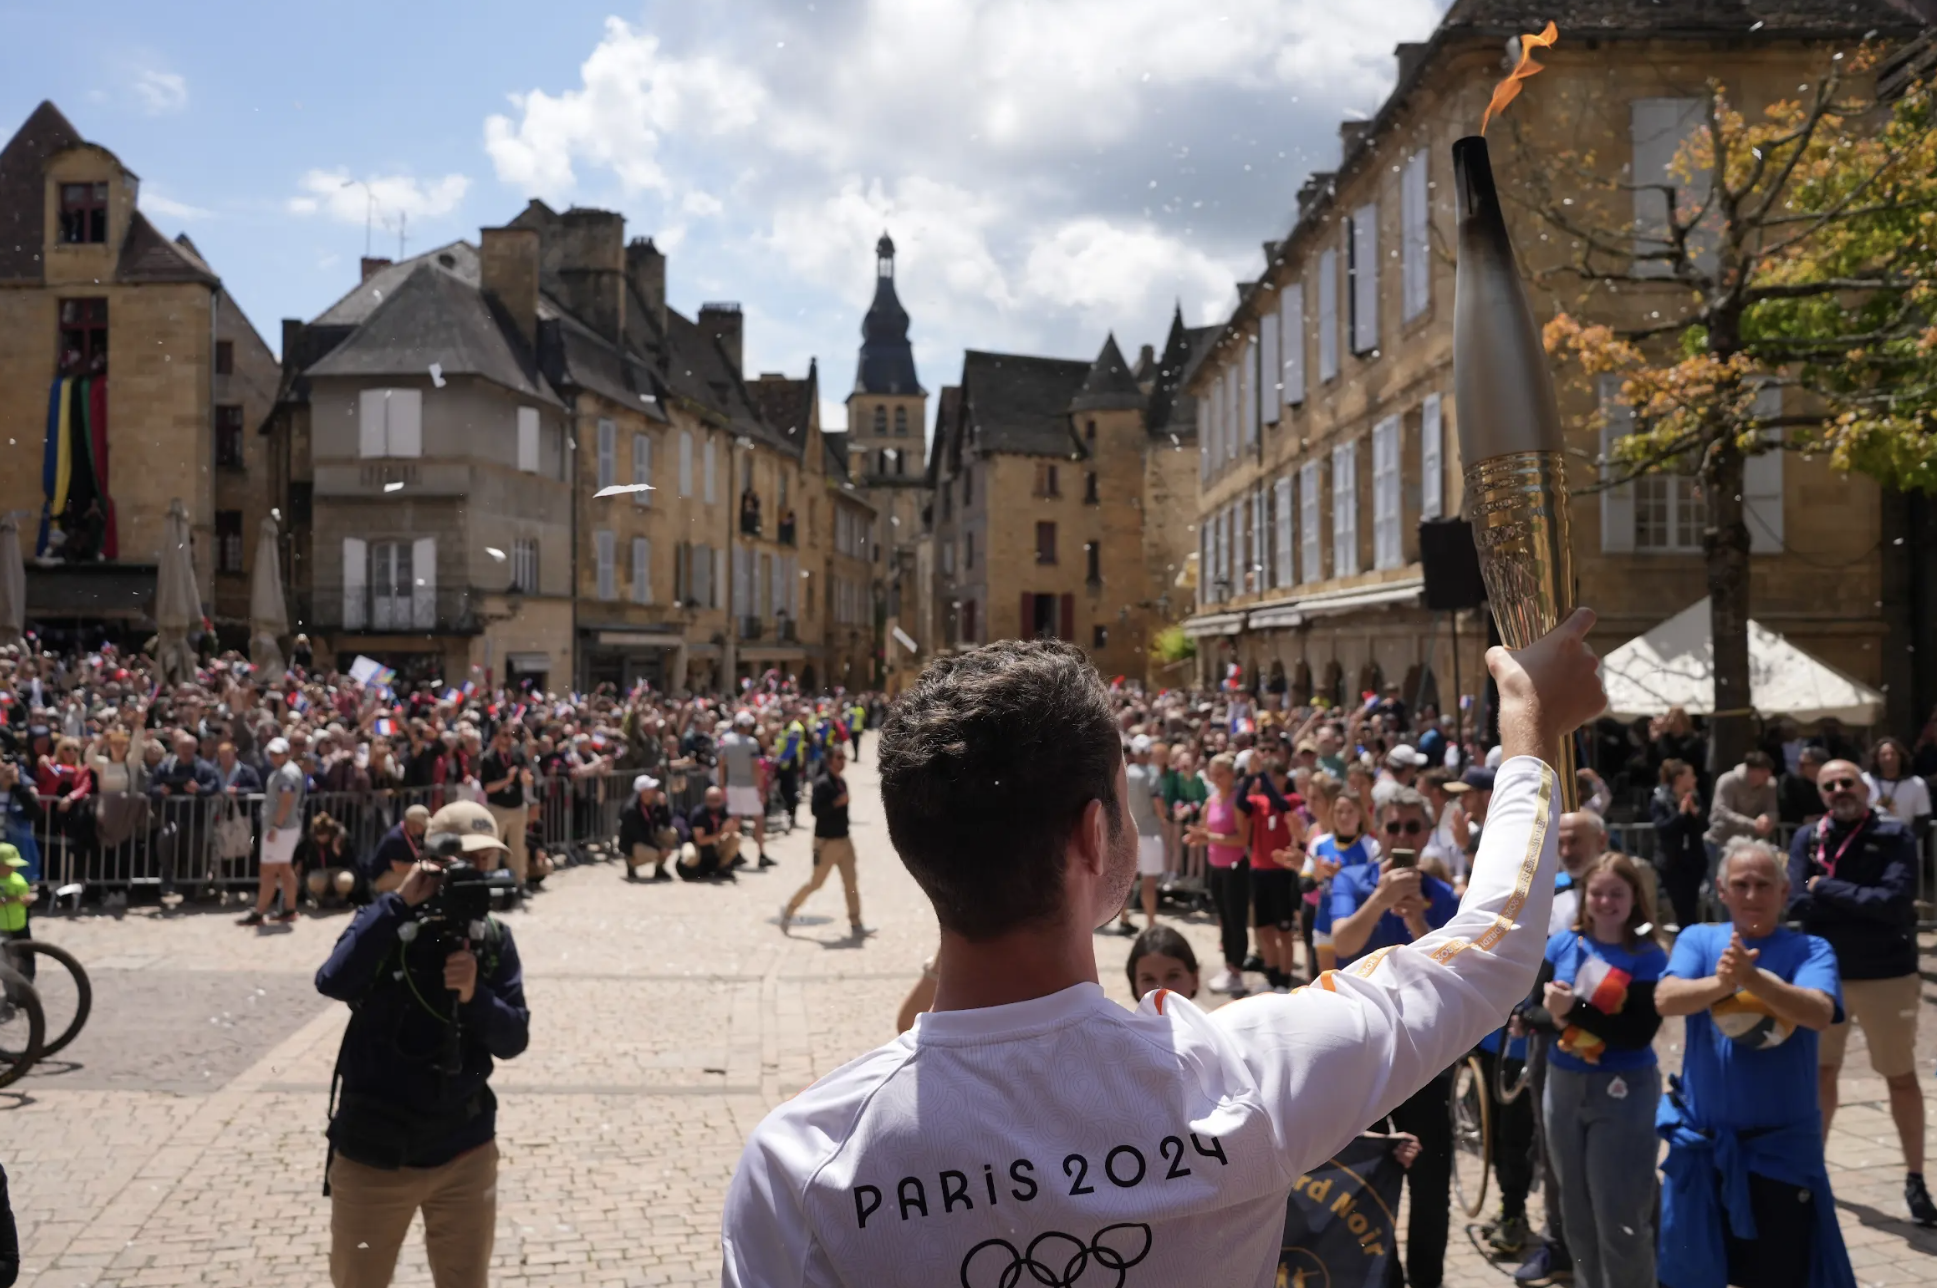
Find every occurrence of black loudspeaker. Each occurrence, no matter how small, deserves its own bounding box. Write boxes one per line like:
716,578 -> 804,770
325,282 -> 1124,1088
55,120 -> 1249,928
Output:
1418,517 -> 1486,611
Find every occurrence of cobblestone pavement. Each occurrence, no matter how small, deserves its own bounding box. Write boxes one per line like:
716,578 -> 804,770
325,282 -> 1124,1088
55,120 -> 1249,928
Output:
6,754 -> 1936,1285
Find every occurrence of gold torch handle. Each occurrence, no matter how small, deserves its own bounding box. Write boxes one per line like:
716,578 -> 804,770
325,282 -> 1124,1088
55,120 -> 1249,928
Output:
1464,451 -> 1580,813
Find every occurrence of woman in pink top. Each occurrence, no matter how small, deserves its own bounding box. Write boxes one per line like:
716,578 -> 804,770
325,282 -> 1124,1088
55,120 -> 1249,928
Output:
1184,753 -> 1252,995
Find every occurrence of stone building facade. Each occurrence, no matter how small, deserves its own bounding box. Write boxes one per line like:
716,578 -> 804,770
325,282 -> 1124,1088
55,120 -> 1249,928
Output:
1182,0 -> 1913,719
0,102 -> 278,641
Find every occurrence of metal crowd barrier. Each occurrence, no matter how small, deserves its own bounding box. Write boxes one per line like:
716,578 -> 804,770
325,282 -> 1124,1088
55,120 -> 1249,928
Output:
16,770 -> 680,899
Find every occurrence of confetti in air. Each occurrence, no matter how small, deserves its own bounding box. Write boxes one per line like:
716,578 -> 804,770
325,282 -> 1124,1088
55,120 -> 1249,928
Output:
486,547 -> 507,561
429,362 -> 446,388
593,483 -> 654,498
1481,20 -> 1559,135
383,481 -> 404,493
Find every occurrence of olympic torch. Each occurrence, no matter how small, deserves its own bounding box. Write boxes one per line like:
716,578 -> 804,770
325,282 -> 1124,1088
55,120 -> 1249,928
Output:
1451,132 -> 1579,812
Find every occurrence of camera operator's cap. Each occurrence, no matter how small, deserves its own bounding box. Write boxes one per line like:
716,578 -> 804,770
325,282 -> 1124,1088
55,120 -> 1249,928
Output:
425,800 -> 508,854
632,773 -> 659,794
1129,733 -> 1153,755
1459,766 -> 1496,792
265,736 -> 291,755
0,843 -> 24,868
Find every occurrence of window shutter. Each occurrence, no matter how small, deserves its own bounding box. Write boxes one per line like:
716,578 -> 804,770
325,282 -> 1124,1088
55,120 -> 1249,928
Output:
387,389 -> 423,458
1745,384 -> 1785,554
1631,98 -> 1711,278
1403,150 -> 1430,320
1333,440 -> 1359,578
1420,393 -> 1444,520
1351,203 -> 1379,353
632,537 -> 649,602
1373,416 -> 1402,570
411,536 -> 436,628
1317,249 -> 1339,380
1198,397 -> 1210,480
633,434 -> 651,506
519,408 -> 542,473
1059,593 -> 1074,642
1242,336 -> 1258,445
678,431 -> 694,497
342,536 -> 367,629
1224,364 -> 1241,460
1598,376 -> 1636,553
703,435 -> 717,504
1274,476 -> 1294,590
595,418 -> 614,487
1281,283 -> 1306,406
713,546 -> 726,609
358,390 -> 388,458
1300,462 -> 1320,585
1260,311 -> 1281,426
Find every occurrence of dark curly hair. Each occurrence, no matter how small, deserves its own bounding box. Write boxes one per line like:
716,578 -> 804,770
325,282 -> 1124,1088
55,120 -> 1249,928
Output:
879,639 -> 1122,941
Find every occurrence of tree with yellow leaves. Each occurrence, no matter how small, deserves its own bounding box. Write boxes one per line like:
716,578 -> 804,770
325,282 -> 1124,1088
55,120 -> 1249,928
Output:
1522,42 -> 1937,764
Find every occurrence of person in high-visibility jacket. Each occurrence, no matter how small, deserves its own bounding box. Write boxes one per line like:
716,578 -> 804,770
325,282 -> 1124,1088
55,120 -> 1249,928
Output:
847,701 -> 868,763
775,708 -> 808,827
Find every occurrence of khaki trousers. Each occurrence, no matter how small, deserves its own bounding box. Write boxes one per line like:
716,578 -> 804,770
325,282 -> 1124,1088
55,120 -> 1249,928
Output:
485,803 -> 529,883
328,1141 -> 497,1288
785,835 -> 862,926
627,831 -> 680,872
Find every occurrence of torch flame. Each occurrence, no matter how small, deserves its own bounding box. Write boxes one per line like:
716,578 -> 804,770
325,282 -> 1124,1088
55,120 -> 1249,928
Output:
1480,20 -> 1559,136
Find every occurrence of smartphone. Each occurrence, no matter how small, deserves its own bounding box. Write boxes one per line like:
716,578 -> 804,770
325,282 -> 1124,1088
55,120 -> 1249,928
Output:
1389,848 -> 1418,869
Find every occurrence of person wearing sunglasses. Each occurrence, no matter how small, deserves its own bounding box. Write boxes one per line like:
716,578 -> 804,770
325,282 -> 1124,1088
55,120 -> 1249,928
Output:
1785,760 -> 1933,1226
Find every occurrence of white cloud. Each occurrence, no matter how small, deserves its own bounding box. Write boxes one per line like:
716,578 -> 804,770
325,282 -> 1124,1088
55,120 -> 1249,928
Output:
483,18 -> 764,202
287,168 -> 471,226
141,190 -> 212,221
133,69 -> 188,115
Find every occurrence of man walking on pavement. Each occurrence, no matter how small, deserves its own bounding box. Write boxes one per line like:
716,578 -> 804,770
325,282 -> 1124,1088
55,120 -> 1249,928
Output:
239,737 -> 303,926
1788,760 -> 1936,1225
780,745 -> 866,938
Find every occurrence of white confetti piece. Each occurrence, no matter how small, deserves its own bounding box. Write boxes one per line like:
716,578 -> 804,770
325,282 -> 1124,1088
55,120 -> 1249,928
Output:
486,547 -> 507,561
383,481 -> 404,493
594,483 -> 654,498
428,362 -> 446,388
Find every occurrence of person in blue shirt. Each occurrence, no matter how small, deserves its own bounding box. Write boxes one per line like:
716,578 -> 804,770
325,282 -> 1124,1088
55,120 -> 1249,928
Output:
1518,853 -> 1667,1288
1305,790 -> 1379,973
1328,788 -> 1462,1288
1656,836 -> 1850,1288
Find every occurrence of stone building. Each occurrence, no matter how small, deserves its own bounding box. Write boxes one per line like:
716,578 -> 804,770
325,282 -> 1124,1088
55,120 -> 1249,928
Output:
844,234 -> 923,690
925,316 -> 1206,685
1181,0 -> 1917,721
0,101 -> 278,641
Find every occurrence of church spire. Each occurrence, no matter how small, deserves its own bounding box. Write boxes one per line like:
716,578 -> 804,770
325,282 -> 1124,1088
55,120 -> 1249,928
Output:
855,230 -> 922,396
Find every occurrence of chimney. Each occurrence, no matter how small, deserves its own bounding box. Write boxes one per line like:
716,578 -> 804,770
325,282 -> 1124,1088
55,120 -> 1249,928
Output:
280,319 -> 305,376
626,237 -> 667,337
360,256 -> 392,283
1297,171 -> 1336,219
479,226 -> 541,353
698,303 -> 743,376
1339,120 -> 1372,154
1395,41 -> 1428,83
556,208 -> 626,344
1139,344 -> 1155,368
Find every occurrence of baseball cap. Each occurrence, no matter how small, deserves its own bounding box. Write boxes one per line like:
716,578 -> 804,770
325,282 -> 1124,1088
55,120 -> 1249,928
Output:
403,804 -> 431,825
735,711 -> 756,728
1460,766 -> 1496,792
633,774 -> 660,794
0,843 -> 24,869
1385,745 -> 1428,770
425,800 -> 508,854
1130,734 -> 1153,755
265,737 -> 291,755
1294,738 -> 1319,755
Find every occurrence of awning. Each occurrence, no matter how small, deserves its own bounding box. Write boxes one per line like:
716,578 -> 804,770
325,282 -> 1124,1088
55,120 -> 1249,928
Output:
25,563 -> 158,621
1246,597 -> 1303,631
593,630 -> 684,649
1293,578 -> 1424,619
505,652 -> 552,672
739,645 -> 808,662
1600,598 -> 1886,725
1182,611 -> 1246,638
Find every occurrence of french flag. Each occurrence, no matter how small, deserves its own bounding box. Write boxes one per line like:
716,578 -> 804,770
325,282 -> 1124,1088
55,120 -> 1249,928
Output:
291,692 -> 310,714
374,717 -> 397,737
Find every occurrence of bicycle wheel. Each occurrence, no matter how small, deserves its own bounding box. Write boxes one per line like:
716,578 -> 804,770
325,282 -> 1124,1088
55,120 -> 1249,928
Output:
0,961 -> 45,1089
1450,1054 -> 1492,1219
2,941 -> 90,1057
1494,1048 -> 1532,1105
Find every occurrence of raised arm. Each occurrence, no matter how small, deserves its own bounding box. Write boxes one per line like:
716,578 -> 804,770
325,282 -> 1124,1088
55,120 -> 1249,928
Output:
1213,609 -> 1603,1177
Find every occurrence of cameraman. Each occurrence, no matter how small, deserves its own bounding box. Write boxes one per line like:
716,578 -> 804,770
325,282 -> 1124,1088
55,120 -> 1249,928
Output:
314,801 -> 530,1288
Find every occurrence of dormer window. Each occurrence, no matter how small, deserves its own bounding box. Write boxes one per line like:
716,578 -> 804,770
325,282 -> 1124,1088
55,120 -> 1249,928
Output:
59,182 -> 107,245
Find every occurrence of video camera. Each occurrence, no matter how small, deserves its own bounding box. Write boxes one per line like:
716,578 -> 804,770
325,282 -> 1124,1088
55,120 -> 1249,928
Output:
398,835 -> 518,956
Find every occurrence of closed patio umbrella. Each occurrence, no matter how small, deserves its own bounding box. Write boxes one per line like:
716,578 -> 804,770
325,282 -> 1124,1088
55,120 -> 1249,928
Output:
0,512 -> 23,646
154,498 -> 201,683
248,515 -> 288,682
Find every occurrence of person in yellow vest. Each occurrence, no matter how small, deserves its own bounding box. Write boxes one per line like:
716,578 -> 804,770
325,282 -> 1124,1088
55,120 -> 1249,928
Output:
0,844 -> 33,980
847,701 -> 868,763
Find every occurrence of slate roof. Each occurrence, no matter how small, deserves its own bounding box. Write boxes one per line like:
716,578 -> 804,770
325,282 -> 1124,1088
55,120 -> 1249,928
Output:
746,363 -> 817,462
855,233 -> 923,396
1147,306 -> 1218,441
1070,333 -> 1146,413
959,351 -> 1091,460
304,262 -> 561,404
1443,0 -> 1921,37
115,210 -> 217,285
544,303 -> 667,422
0,101 -> 82,282
314,240 -> 479,326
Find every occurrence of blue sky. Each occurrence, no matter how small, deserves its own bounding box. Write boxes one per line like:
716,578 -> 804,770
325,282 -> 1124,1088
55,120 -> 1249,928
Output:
1,0 -> 1451,431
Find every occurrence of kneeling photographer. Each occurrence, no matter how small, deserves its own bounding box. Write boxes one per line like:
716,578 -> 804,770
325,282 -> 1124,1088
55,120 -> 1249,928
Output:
314,801 -> 529,1288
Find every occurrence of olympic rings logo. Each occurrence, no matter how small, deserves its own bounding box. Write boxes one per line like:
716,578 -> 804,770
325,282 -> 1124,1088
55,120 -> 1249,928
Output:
959,1223 -> 1153,1288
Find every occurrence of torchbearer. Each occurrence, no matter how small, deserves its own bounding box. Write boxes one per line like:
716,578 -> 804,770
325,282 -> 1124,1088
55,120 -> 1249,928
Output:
1452,130 -> 1581,813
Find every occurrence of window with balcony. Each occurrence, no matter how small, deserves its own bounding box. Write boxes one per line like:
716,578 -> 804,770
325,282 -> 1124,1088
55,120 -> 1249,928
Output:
740,487 -> 763,536
215,511 -> 244,573
58,182 -> 107,244
58,298 -> 107,377
1036,522 -> 1057,564
215,405 -> 246,470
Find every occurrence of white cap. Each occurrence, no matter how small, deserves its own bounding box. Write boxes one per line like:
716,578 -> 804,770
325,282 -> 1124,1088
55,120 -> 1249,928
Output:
633,774 -> 660,794
1129,734 -> 1153,755
735,710 -> 756,728
265,737 -> 291,755
1385,745 -> 1428,769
